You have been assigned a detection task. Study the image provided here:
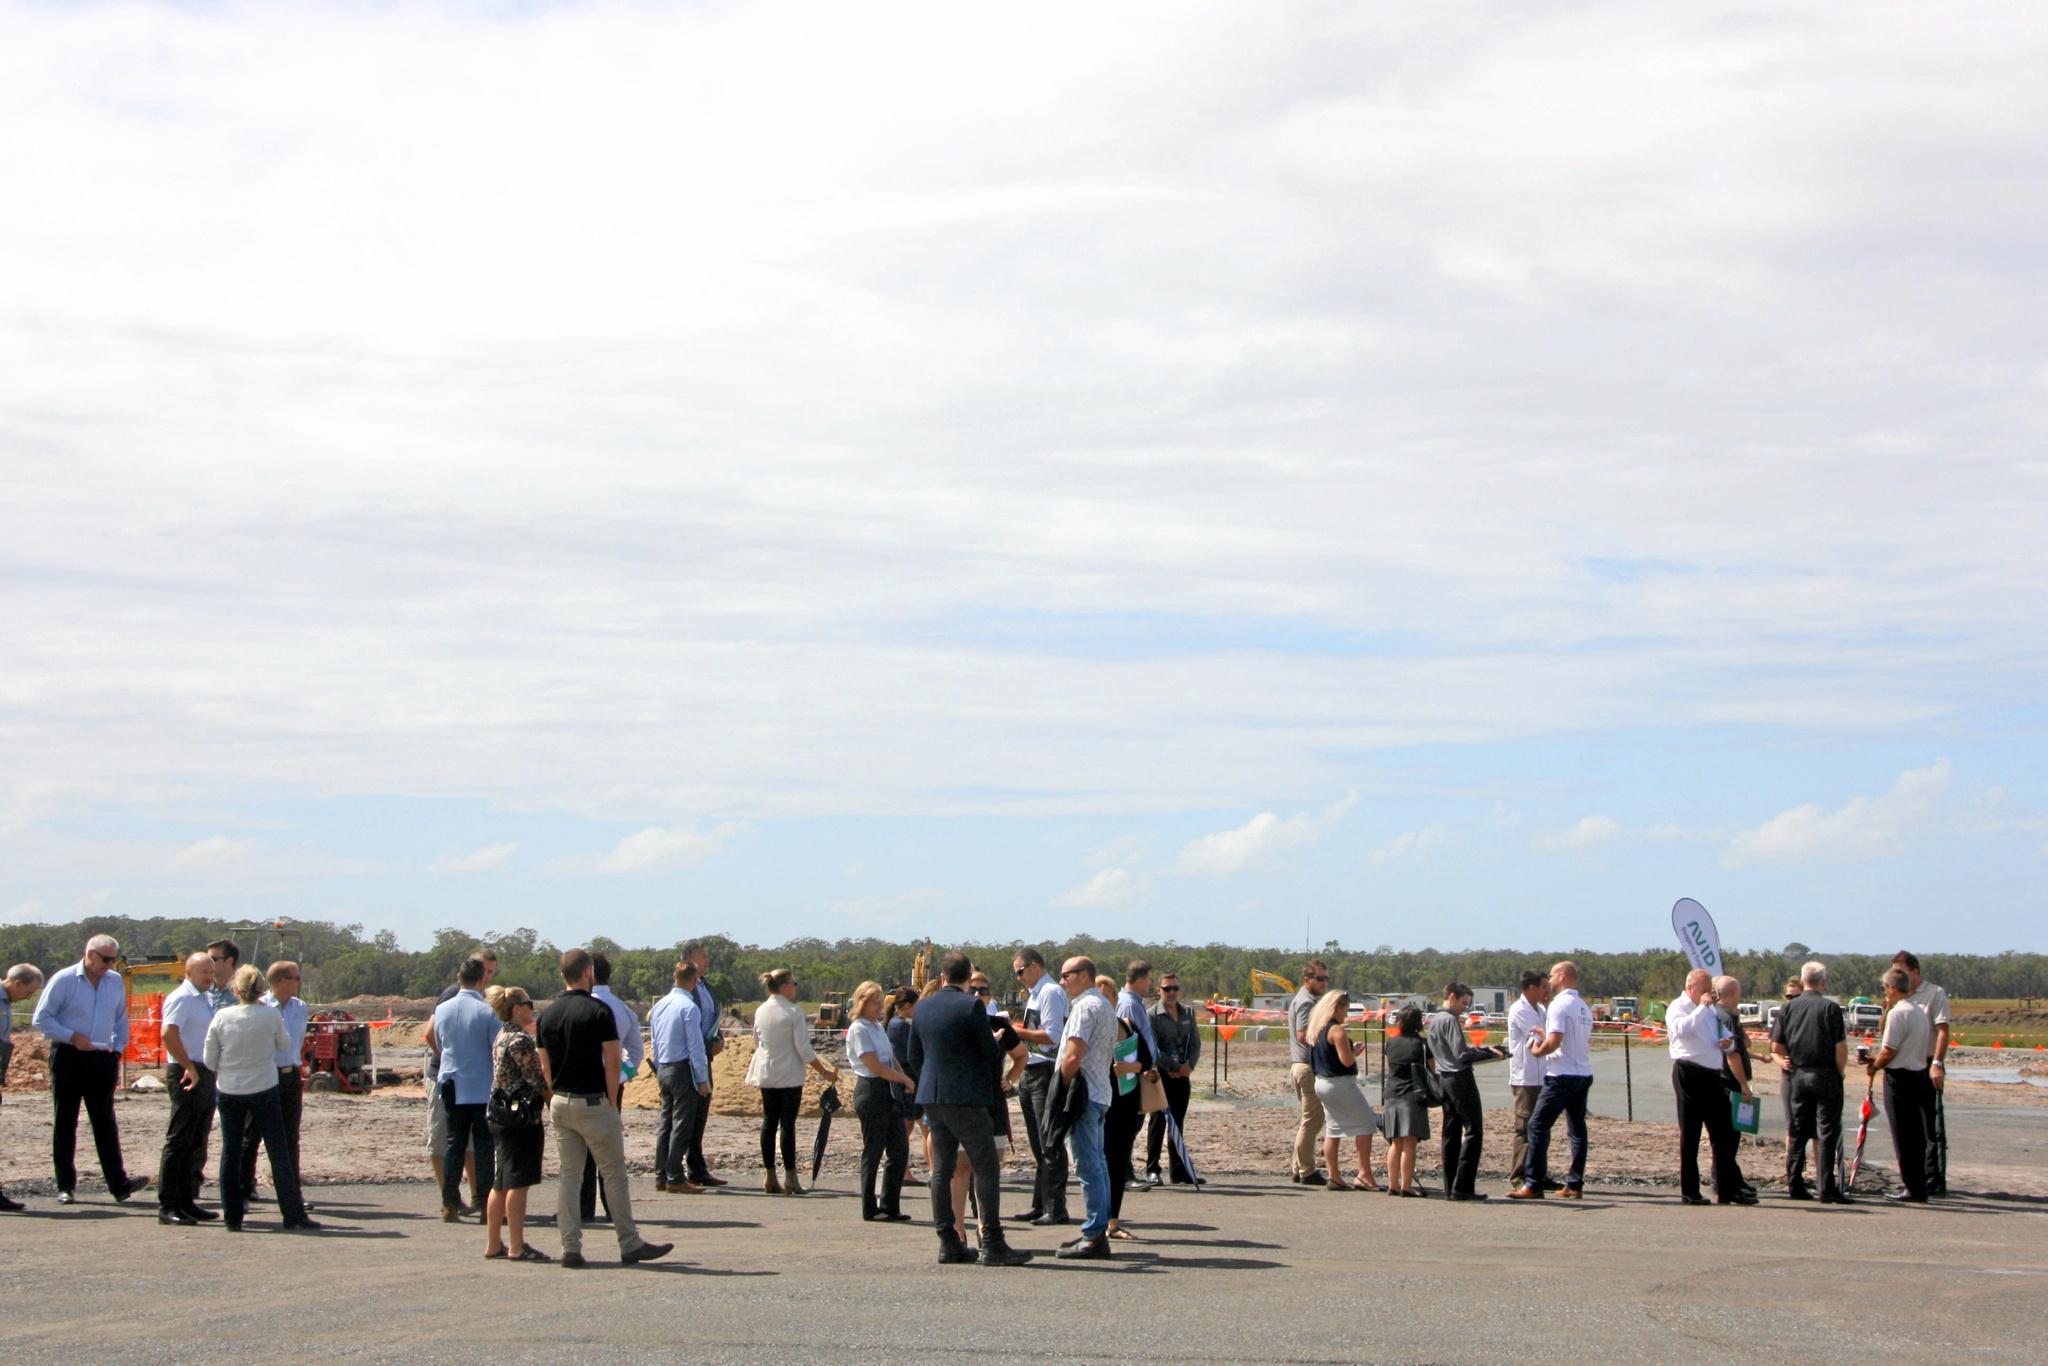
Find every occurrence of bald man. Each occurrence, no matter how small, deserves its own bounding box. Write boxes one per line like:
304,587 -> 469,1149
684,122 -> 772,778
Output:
1668,968 -> 1751,1205
157,952 -> 219,1225
1511,961 -> 1594,1199
1,963 -> 47,1212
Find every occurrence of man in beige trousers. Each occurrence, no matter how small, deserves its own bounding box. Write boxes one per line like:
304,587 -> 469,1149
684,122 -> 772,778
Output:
1288,961 -> 1329,1184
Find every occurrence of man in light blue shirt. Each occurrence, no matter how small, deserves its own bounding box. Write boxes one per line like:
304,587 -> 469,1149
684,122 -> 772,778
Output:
156,952 -> 217,1224
648,960 -> 711,1192
431,956 -> 499,1220
682,940 -> 727,1186
33,934 -> 148,1203
1010,947 -> 1070,1225
251,960 -> 312,1208
581,952 -> 644,1221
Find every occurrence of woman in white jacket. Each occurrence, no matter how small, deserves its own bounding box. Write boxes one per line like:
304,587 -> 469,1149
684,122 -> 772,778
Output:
749,968 -> 838,1194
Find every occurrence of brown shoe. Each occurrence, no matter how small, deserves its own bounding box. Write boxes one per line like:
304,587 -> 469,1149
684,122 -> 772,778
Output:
1507,1185 -> 1543,1200
671,1181 -> 706,1195
783,1168 -> 807,1195
653,1181 -> 668,1193
763,1169 -> 784,1196
1559,1186 -> 1584,1199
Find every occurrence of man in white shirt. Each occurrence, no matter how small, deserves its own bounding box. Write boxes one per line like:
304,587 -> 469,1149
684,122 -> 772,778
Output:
1505,969 -> 1551,1191
1511,961 -> 1594,1200
156,952 -> 217,1226
1868,968 -> 1934,1203
581,952 -> 644,1223
1667,968 -> 1751,1205
1010,947 -> 1070,1225
1891,950 -> 1950,1195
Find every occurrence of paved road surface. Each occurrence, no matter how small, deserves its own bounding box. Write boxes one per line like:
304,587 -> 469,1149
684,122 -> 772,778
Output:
6,1175 -> 2044,1362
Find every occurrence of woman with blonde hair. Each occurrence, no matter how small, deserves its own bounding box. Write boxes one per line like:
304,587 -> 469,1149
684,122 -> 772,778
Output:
1307,991 -> 1381,1191
482,985 -> 548,1262
204,965 -> 318,1231
845,981 -> 915,1221
748,968 -> 838,1194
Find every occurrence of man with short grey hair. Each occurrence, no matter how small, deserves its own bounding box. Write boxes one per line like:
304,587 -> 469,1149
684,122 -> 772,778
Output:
1770,960 -> 1849,1203
33,935 -> 149,1204
1,963 -> 47,1212
1288,961 -> 1329,1185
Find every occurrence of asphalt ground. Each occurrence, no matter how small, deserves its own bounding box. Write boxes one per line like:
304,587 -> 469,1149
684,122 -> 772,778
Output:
6,1172 -> 2045,1362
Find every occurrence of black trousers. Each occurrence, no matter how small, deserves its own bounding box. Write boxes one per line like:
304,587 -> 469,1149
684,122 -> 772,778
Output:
240,1068 -> 303,1198
1105,1089 -> 1141,1220
686,1065 -> 715,1180
579,1089 -> 624,1219
218,1088 -> 307,1225
1884,1067 -> 1931,1199
1784,1067 -> 1844,1196
854,1076 -> 908,1216
1016,1064 -> 1068,1213
1438,1069 -> 1485,1197
760,1086 -> 801,1170
50,1045 -> 128,1193
1145,1073 -> 1194,1181
925,1101 -> 999,1239
440,1082 -> 494,1212
157,1063 -> 217,1212
1674,1061 -> 1742,1200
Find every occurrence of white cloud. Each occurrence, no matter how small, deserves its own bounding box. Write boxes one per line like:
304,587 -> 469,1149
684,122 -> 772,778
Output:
168,835 -> 256,874
590,823 -> 749,874
1538,816 -> 1621,853
1087,834 -> 1152,870
432,842 -> 518,874
1054,867 -> 1147,909
1723,759 -> 1953,867
1175,793 -> 1357,876
1368,825 -> 1447,868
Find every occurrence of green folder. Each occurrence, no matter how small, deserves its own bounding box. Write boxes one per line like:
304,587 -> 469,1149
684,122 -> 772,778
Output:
1114,1033 -> 1139,1095
1730,1093 -> 1760,1135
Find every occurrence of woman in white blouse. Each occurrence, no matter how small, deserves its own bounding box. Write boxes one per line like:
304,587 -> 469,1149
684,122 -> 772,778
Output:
204,965 -> 319,1232
747,968 -> 838,1195
845,980 -> 915,1222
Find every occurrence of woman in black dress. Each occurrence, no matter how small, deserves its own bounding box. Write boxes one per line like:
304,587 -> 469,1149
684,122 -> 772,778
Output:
483,985 -> 549,1261
1382,1005 -> 1432,1197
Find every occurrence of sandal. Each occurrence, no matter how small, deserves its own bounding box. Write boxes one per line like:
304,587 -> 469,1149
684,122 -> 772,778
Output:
510,1246 -> 552,1263
1325,1177 -> 1356,1191
1106,1226 -> 1139,1241
483,1247 -> 507,1260
1352,1172 -> 1381,1190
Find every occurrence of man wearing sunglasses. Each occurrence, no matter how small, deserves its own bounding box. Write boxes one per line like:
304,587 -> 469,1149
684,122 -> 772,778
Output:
1289,961 -> 1330,1185
33,935 -> 149,1204
1144,973 -> 1202,1186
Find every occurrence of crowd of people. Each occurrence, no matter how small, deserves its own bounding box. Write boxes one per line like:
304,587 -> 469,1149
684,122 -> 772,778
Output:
0,933 -> 1960,1262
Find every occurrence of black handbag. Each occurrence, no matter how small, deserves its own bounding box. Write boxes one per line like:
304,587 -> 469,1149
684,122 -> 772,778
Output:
1417,1053 -> 1447,1109
488,1079 -> 543,1128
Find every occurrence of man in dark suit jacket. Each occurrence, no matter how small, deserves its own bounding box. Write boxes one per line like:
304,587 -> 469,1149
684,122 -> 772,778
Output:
907,951 -> 1030,1267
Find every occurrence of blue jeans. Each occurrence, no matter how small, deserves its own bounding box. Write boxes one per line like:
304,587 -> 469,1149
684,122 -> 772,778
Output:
1525,1073 -> 1592,1190
1067,1099 -> 1110,1241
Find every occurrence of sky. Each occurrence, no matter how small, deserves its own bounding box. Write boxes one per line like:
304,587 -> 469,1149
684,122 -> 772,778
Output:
3,2 -> 2045,955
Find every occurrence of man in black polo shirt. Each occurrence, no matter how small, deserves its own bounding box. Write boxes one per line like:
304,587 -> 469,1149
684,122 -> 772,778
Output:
536,948 -> 672,1269
1769,960 -> 1850,1204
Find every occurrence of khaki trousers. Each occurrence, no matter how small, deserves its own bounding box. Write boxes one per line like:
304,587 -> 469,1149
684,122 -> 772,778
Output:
1290,1062 -> 1325,1178
551,1095 -> 644,1258
1510,1084 -> 1542,1186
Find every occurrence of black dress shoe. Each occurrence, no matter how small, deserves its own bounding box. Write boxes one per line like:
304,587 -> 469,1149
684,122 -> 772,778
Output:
184,1204 -> 220,1222
877,1211 -> 913,1222
1680,1194 -> 1713,1206
1123,1179 -> 1151,1193
1448,1191 -> 1489,1202
56,1191 -> 75,1205
1717,1191 -> 1759,1206
1144,1170 -> 1163,1187
977,1239 -> 1033,1267
623,1240 -> 673,1264
1820,1192 -> 1856,1205
1055,1236 -> 1112,1260
1296,1171 -> 1328,1186
112,1177 -> 150,1203
0,1192 -> 25,1213
282,1218 -> 323,1232
560,1252 -> 587,1268
1014,1206 -> 1045,1223
1030,1210 -> 1070,1226
1785,1185 -> 1814,1202
224,1220 -> 244,1233
157,1209 -> 197,1227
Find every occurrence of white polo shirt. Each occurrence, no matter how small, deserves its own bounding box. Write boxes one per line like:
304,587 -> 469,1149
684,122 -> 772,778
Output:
1544,988 -> 1594,1077
1507,993 -> 1550,1088
161,980 -> 215,1070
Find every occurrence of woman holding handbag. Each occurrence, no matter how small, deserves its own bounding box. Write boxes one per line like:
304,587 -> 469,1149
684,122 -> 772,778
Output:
483,985 -> 549,1262
1382,1005 -> 1433,1197
1308,991 -> 1381,1190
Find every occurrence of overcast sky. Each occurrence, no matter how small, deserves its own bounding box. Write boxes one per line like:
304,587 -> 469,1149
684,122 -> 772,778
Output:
3,2 -> 2044,955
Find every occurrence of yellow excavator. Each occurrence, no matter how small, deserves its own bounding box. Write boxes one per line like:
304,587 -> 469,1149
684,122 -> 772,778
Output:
1250,968 -> 1297,998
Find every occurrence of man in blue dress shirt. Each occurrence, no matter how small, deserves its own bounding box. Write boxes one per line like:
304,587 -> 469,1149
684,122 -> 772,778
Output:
649,960 -> 711,1193
156,952 -> 217,1225
247,960 -> 312,1207
33,934 -> 149,1203
431,956 -> 500,1220
681,940 -> 727,1187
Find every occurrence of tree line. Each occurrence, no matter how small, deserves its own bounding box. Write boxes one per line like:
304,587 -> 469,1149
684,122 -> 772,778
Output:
3,914 -> 2043,1011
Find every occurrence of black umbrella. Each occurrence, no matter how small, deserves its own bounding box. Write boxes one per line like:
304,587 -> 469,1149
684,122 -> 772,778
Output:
810,1084 -> 843,1184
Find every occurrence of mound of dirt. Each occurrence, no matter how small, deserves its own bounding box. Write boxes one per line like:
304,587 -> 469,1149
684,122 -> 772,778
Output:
613,1032 -> 846,1118
5,1031 -> 51,1091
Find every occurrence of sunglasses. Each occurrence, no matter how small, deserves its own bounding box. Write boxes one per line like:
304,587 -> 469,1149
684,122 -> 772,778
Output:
972,985 -> 991,995
1161,985 -> 1181,992
1059,968 -> 1086,979
90,953 -> 118,965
